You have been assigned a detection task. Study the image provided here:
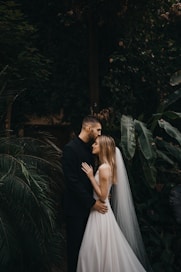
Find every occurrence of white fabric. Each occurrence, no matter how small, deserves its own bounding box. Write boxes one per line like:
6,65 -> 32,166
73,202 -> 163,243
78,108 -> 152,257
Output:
111,147 -> 150,270
76,161 -> 147,272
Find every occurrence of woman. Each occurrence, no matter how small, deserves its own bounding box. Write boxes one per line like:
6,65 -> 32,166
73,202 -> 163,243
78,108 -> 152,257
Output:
76,135 -> 151,272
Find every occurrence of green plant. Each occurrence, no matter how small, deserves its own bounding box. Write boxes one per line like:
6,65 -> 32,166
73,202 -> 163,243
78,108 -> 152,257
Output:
0,134 -> 65,272
96,70 -> 181,271
118,86 -> 181,271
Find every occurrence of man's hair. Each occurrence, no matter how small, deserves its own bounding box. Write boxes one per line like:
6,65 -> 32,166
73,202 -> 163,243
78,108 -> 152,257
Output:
82,115 -> 101,126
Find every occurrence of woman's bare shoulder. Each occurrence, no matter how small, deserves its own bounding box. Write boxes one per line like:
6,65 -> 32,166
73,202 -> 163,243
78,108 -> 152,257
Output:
99,163 -> 111,171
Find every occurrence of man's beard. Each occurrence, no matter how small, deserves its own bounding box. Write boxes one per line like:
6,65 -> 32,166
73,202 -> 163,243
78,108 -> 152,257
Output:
87,133 -> 95,146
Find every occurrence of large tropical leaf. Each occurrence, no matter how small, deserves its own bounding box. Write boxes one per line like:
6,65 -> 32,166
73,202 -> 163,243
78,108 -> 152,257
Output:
158,119 -> 181,146
156,138 -> 181,163
158,89 -> 181,112
156,150 -> 175,166
151,111 -> 181,123
120,115 -> 136,160
139,153 -> 157,188
134,120 -> 156,162
162,111 -> 181,119
170,70 -> 181,86
150,111 -> 181,132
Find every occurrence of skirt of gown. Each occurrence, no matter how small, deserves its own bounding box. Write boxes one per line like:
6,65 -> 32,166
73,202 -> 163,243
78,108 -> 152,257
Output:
76,197 -> 147,272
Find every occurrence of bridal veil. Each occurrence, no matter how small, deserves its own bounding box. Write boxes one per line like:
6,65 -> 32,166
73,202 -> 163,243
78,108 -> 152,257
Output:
111,147 -> 152,272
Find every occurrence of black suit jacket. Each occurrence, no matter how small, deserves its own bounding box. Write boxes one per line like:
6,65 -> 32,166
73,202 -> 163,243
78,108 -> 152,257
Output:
62,137 -> 96,217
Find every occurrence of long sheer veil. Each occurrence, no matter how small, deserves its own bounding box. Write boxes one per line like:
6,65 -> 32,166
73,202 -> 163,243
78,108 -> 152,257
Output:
111,147 -> 152,272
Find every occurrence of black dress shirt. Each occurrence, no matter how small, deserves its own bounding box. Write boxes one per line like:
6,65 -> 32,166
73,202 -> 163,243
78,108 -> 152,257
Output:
62,137 -> 96,217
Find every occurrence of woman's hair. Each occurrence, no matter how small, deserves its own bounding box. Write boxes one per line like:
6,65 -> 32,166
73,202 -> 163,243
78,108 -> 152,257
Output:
98,135 -> 117,184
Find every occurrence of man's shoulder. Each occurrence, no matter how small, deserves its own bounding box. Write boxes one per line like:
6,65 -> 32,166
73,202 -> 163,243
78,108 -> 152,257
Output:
64,137 -> 80,150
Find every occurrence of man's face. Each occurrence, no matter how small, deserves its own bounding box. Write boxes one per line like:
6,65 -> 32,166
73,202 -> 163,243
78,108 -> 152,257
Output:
89,123 -> 102,141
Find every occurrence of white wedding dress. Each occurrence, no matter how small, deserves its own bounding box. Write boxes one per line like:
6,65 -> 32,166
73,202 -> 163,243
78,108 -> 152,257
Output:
76,168 -> 147,272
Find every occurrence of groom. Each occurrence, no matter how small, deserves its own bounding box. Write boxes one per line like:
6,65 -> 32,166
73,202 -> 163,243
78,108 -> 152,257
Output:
62,115 -> 108,272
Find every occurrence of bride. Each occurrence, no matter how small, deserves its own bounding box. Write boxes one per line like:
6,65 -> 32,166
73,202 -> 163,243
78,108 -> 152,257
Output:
76,135 -> 152,272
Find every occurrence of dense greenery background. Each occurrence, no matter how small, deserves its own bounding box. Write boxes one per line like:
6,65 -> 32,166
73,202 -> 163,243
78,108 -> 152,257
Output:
0,0 -> 181,271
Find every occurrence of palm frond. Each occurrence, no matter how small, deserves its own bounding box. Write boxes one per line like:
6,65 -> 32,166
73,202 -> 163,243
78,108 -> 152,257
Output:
0,210 -> 22,268
0,134 -> 64,271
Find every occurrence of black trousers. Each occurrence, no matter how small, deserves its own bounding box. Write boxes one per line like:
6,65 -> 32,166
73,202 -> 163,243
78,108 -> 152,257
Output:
65,215 -> 89,272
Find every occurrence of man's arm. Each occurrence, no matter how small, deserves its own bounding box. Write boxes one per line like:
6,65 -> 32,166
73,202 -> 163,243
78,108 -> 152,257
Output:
92,200 -> 108,214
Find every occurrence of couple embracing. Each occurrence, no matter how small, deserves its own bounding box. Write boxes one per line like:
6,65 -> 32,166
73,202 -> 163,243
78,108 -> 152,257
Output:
62,116 -> 152,272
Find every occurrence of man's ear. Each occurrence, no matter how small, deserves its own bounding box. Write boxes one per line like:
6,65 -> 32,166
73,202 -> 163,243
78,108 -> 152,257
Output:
86,125 -> 91,132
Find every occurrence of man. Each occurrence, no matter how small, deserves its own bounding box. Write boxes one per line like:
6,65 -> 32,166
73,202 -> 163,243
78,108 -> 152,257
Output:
62,115 -> 108,272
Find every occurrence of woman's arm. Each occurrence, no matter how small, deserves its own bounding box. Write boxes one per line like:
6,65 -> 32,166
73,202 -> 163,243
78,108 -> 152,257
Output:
81,162 -> 110,202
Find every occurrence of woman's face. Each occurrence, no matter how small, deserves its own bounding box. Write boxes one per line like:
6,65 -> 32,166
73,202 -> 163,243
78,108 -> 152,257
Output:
92,138 -> 100,155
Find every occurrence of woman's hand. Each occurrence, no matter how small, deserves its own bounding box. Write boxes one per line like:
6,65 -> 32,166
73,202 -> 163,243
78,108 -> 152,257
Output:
81,162 -> 94,179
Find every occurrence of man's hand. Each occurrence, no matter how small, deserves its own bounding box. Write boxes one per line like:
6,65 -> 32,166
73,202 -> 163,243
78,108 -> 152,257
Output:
92,199 -> 108,214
